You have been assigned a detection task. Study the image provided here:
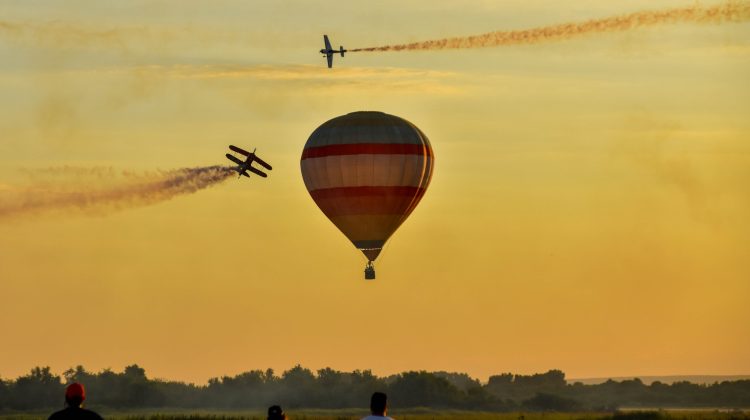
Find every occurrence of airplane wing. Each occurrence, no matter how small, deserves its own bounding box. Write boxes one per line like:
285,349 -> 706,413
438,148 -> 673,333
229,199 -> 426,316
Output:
324,35 -> 332,51
327,54 -> 333,68
229,145 -> 251,156
253,155 -> 273,170
226,153 -> 244,165
247,166 -> 268,178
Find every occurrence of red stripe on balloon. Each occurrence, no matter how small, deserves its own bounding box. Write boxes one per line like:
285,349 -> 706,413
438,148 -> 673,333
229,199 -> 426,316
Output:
301,143 -> 433,160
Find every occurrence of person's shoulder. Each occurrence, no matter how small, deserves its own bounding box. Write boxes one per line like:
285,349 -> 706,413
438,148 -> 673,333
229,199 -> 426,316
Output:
49,408 -> 103,420
360,417 -> 394,420
48,409 -> 66,420
81,408 -> 104,420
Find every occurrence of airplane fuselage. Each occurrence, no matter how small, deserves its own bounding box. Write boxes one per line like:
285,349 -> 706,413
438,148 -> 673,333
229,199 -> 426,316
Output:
320,49 -> 346,55
234,164 -> 251,177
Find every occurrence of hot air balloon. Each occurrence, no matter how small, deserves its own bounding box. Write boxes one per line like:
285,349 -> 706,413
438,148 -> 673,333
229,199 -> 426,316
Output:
300,111 -> 434,280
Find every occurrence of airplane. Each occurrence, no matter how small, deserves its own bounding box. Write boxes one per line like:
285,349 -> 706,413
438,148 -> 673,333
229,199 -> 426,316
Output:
225,145 -> 272,178
320,35 -> 346,68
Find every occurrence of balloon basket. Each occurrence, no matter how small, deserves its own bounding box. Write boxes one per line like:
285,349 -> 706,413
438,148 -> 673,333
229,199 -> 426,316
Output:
364,261 -> 376,280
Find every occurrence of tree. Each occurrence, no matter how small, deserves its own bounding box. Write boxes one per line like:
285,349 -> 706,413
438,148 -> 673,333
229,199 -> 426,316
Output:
522,392 -> 580,411
389,371 -> 464,407
279,365 -> 316,407
11,367 -> 62,409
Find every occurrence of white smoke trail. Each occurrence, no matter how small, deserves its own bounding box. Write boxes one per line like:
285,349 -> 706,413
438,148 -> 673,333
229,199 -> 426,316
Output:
352,1 -> 750,52
0,166 -> 234,220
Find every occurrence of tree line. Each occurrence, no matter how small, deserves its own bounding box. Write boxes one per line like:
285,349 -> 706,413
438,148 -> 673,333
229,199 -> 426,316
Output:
0,365 -> 748,412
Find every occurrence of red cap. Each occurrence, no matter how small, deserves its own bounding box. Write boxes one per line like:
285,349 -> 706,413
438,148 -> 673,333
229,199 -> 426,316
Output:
65,383 -> 86,402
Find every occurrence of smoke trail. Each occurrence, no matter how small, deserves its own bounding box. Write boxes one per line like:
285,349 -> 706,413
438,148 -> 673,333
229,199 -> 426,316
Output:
352,1 -> 750,52
0,166 -> 234,220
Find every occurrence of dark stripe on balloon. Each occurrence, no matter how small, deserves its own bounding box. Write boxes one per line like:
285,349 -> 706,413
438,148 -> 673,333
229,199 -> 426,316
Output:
308,124 -> 426,146
309,186 -> 425,200
301,143 -> 433,160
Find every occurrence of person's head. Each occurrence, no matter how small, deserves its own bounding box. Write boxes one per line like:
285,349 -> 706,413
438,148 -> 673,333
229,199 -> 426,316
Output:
370,392 -> 388,416
64,383 -> 85,408
267,405 -> 286,420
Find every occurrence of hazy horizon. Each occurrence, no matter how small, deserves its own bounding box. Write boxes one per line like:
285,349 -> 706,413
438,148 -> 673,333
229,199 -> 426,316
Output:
3,363 -> 750,387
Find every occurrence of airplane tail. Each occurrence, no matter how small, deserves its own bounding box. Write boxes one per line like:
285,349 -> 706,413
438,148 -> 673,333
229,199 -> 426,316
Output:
340,46 -> 345,57
232,167 -> 250,178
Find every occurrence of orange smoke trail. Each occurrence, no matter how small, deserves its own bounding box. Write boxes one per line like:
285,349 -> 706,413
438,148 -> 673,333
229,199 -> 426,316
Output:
352,1 -> 750,52
0,166 -> 234,220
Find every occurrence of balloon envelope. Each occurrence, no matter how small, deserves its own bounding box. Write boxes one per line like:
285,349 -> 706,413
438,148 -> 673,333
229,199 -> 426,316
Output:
300,111 -> 434,262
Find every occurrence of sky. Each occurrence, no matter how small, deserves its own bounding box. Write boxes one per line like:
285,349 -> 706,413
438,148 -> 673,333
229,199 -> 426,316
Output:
0,0 -> 748,384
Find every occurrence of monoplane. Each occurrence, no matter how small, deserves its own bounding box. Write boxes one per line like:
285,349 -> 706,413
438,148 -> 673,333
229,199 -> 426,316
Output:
320,35 -> 346,68
225,145 -> 272,178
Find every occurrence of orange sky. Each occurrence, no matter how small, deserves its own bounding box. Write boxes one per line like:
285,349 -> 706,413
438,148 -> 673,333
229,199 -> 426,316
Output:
0,0 -> 748,384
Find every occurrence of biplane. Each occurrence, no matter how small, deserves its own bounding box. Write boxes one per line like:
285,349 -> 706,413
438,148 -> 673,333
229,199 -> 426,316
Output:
225,145 -> 272,178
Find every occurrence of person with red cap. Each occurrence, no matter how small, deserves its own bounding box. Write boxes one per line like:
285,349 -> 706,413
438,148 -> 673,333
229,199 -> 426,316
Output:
48,383 -> 103,420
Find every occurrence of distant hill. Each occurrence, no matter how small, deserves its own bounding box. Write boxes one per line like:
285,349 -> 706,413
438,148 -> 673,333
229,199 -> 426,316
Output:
569,375 -> 750,385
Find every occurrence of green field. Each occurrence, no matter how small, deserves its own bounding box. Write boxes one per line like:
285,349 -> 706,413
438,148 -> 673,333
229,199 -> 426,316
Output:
2,410 -> 749,420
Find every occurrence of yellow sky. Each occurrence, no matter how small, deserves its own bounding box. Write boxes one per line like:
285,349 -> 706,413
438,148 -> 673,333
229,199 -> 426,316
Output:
0,0 -> 748,384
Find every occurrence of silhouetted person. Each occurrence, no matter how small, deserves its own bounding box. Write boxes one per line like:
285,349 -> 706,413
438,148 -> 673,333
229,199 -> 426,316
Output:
49,383 -> 103,420
361,392 -> 393,420
267,405 -> 287,420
